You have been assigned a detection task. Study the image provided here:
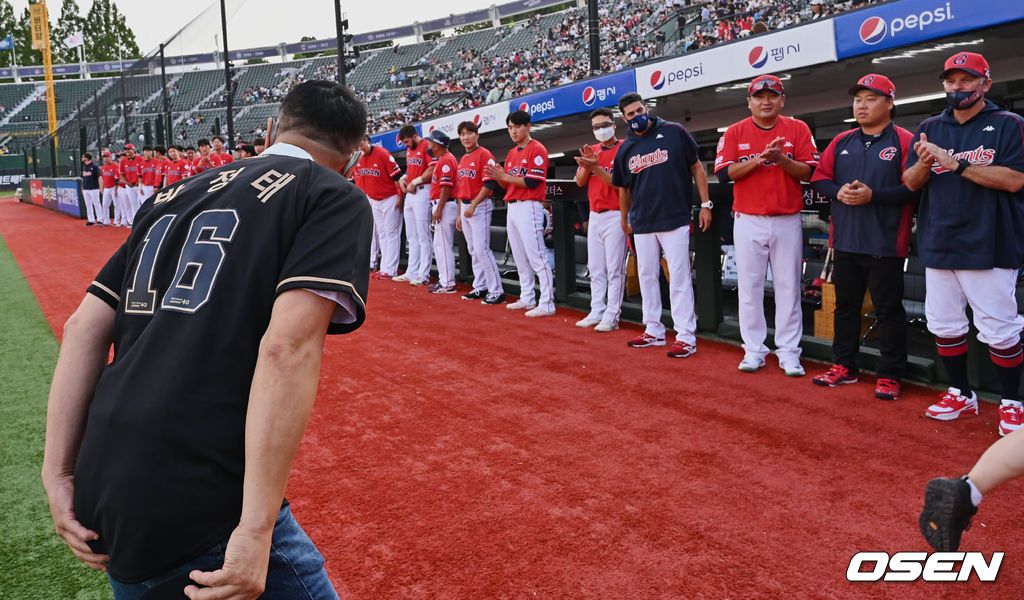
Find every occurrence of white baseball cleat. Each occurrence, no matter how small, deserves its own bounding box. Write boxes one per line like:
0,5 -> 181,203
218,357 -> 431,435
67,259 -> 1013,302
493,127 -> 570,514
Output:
525,307 -> 555,318
738,355 -> 766,373
594,320 -> 619,332
575,315 -> 602,328
506,300 -> 536,310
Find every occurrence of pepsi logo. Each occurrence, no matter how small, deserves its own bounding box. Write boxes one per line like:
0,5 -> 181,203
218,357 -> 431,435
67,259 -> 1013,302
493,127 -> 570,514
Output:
518,102 -> 529,112
428,125 -> 435,132
748,47 -> 769,69
582,86 -> 597,106
650,71 -> 666,91
395,134 -> 402,145
473,114 -> 481,125
859,16 -> 887,45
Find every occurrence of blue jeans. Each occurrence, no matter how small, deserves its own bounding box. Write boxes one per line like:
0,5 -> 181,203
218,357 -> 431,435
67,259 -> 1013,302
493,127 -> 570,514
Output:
108,505 -> 339,600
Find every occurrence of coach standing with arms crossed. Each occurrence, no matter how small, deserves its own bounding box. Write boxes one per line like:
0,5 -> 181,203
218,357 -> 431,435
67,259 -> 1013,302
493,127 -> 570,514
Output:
903,52 -> 1024,435
715,74 -> 819,376
810,74 -> 918,401
612,93 -> 711,358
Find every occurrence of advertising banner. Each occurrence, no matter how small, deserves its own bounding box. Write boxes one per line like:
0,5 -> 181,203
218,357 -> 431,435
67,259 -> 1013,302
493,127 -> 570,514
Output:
352,26 -> 416,47
284,39 -> 337,54
421,9 -> 493,33
29,179 -> 43,206
229,47 -> 279,61
371,123 -> 421,154
497,0 -> 565,18
510,70 -> 636,122
56,179 -> 82,218
634,20 -> 836,98
834,0 -> 1024,59
421,100 -> 511,139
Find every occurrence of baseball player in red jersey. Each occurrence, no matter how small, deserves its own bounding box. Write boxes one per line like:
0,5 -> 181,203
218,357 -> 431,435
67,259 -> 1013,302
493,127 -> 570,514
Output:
139,146 -> 156,201
119,144 -> 146,226
353,135 -> 404,279
574,107 -> 625,332
394,125 -> 436,285
484,110 -> 555,317
715,74 -> 819,376
425,130 -> 460,294
99,152 -> 120,227
903,52 -> 1024,435
455,120 -> 506,305
193,139 -> 223,175
162,146 -> 186,186
151,146 -> 167,191
212,136 -> 234,164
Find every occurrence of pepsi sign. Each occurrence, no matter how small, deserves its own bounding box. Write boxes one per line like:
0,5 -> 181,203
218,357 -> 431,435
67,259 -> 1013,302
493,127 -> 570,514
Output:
835,0 -> 1024,59
512,70 -> 636,122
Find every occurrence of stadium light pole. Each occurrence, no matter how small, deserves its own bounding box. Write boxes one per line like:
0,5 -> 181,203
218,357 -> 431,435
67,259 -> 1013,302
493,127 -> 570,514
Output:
160,43 -> 171,147
335,0 -> 345,87
587,0 -> 600,76
220,0 -> 235,149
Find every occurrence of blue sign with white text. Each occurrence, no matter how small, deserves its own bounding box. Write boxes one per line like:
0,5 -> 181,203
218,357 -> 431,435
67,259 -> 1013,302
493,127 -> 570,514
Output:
834,0 -> 1024,59
510,70 -> 636,123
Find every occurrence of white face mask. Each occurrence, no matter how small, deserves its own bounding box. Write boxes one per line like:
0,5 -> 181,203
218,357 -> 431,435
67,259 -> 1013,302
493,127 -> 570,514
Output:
593,125 -> 615,143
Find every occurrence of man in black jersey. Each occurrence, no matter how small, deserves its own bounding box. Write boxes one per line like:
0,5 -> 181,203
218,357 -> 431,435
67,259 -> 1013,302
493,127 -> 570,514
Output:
42,80 -> 371,600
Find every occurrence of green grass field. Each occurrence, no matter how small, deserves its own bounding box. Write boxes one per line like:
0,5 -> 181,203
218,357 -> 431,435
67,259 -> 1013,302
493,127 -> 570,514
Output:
0,231 -> 111,599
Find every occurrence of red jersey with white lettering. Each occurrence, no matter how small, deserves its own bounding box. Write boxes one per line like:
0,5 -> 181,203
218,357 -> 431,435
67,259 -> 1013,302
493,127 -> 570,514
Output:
430,152 -> 459,201
216,152 -> 234,164
182,159 -> 195,178
714,115 -> 819,215
578,140 -> 621,212
163,159 -> 187,185
140,158 -> 157,187
193,154 -> 222,175
503,138 -> 548,202
150,158 -> 165,187
119,156 -> 145,185
404,138 -> 435,182
455,146 -> 496,200
100,162 -> 120,188
353,145 -> 401,200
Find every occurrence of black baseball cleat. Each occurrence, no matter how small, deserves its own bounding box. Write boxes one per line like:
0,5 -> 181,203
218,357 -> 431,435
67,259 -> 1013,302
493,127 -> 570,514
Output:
919,476 -> 978,551
462,289 -> 487,300
481,292 -> 506,305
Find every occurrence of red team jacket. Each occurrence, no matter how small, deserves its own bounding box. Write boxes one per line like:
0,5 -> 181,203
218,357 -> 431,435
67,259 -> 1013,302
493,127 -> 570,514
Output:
503,139 -> 549,202
714,115 -> 819,215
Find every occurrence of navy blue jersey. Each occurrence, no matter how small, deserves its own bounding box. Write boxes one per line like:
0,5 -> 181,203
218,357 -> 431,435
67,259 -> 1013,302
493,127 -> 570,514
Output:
906,100 -> 1024,269
612,117 -> 699,234
81,162 -> 100,190
811,123 -> 918,257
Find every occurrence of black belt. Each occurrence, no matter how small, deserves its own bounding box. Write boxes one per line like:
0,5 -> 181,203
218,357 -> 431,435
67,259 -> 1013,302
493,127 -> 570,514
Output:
594,208 -> 618,214
505,200 -> 519,204
460,199 -> 473,204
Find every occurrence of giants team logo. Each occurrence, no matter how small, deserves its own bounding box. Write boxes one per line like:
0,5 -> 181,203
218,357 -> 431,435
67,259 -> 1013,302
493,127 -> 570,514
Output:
878,146 -> 897,161
859,16 -> 887,44
627,149 -> 669,174
931,145 -> 996,173
748,46 -> 769,69
650,70 -> 666,91
582,86 -> 597,106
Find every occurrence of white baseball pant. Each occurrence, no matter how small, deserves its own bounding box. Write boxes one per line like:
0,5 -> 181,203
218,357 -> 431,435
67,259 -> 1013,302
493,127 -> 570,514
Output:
369,194 -> 402,276
140,185 -> 154,204
733,212 -> 804,362
587,209 -> 627,324
461,198 -> 504,295
403,184 -> 432,280
925,267 -> 1024,350
105,188 -> 123,225
431,200 -> 459,288
83,189 -> 102,224
506,201 -> 554,311
635,225 -> 696,343
369,218 -> 380,270
126,186 -> 141,224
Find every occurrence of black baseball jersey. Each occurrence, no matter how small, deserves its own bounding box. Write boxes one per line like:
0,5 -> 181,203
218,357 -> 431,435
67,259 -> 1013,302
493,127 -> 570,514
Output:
81,162 -> 101,190
73,149 -> 372,582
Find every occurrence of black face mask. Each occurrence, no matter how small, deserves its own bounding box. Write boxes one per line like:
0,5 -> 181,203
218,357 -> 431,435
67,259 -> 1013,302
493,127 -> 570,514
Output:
946,87 -> 985,110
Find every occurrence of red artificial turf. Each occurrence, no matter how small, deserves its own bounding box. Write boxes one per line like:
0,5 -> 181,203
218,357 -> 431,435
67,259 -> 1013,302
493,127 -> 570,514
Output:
3,196 -> 1020,599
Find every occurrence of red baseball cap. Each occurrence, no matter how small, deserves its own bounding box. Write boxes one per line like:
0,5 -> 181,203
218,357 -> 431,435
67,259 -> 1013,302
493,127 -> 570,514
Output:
848,74 -> 896,99
124,143 -> 135,150
101,151 -> 111,157
941,52 -> 990,79
748,74 -> 784,96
